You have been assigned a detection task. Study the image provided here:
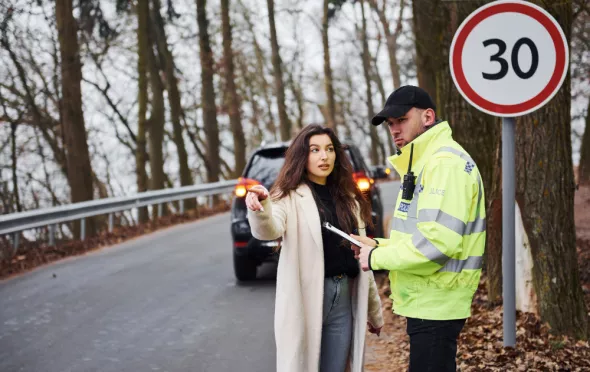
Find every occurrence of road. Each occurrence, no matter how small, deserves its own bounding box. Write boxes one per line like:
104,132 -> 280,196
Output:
0,181 -> 399,372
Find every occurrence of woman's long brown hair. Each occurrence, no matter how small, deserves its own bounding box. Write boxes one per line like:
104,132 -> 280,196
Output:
270,124 -> 373,234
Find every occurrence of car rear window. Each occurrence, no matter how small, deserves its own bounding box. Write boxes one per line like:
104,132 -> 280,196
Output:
245,148 -> 286,186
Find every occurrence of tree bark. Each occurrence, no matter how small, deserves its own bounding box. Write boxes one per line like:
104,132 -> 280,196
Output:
146,16 -> 166,197
266,0 -> 291,141
10,123 -> 21,212
136,0 -> 150,223
196,0 -> 221,183
322,0 -> 338,135
578,98 -> 590,184
513,1 -> 587,339
151,0 -> 194,208
55,0 -> 96,238
360,0 -> 380,165
411,0 -> 442,105
221,0 -> 246,177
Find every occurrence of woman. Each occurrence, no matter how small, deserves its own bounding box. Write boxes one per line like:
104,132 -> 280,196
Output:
246,125 -> 384,372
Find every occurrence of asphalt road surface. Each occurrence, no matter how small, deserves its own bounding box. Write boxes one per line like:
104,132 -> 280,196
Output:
0,180 -> 399,372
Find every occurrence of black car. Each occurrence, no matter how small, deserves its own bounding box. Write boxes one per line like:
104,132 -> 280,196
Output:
230,141 -> 385,281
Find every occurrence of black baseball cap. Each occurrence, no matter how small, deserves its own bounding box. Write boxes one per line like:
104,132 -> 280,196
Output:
371,85 -> 436,125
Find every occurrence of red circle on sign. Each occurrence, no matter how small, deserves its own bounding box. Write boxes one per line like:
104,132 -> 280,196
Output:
451,2 -> 567,115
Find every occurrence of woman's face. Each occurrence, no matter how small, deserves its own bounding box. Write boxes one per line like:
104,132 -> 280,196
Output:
306,134 -> 336,185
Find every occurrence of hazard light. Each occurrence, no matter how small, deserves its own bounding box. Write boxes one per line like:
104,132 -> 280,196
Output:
234,177 -> 261,197
353,172 -> 372,192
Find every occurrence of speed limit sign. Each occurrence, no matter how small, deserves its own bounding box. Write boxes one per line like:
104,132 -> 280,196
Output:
450,0 -> 569,117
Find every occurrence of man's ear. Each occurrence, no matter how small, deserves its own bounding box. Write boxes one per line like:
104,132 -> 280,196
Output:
422,108 -> 436,127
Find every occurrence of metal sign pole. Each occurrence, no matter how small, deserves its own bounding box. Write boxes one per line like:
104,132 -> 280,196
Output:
502,117 -> 516,347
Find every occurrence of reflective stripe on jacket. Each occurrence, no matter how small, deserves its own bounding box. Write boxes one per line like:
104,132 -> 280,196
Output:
370,121 -> 485,320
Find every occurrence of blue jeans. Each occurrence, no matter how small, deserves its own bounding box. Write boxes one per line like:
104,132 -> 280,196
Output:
320,275 -> 352,372
406,317 -> 466,372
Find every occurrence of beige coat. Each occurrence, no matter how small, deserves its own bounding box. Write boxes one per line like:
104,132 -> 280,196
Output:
247,183 -> 384,372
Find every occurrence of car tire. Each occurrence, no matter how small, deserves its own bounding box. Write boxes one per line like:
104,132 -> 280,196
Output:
233,251 -> 257,281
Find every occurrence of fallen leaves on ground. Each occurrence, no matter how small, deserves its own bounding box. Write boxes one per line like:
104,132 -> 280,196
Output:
365,273 -> 590,372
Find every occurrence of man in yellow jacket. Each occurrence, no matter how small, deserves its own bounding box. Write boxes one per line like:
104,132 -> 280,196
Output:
353,85 -> 486,372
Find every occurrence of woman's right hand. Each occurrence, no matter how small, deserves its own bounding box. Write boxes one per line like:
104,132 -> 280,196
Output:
245,185 -> 269,212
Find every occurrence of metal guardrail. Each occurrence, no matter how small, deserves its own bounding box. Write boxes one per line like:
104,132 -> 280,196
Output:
0,180 -> 238,245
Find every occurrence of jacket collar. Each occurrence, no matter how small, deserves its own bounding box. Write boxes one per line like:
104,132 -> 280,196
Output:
388,121 -> 452,177
295,183 -> 323,250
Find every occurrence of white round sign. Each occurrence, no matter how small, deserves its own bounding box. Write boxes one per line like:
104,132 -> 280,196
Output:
449,0 -> 569,117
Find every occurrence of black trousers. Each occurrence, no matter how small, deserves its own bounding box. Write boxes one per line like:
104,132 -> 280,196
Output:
406,317 -> 466,372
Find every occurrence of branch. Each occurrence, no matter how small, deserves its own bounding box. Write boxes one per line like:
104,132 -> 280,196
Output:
82,77 -> 137,143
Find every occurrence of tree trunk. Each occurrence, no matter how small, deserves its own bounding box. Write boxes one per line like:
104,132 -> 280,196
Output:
411,0 -> 442,105
136,0 -> 150,223
513,1 -> 587,339
221,0 -> 246,177
196,0 -> 221,183
10,123 -> 21,212
360,0 -> 380,165
486,144 -> 503,305
368,0 -> 404,89
266,0 -> 291,141
322,0 -> 338,135
146,18 -> 166,197
55,0 -> 96,238
151,0 -> 194,209
578,98 -> 590,184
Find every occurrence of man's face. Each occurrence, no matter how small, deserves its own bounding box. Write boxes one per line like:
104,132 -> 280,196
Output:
386,107 -> 434,149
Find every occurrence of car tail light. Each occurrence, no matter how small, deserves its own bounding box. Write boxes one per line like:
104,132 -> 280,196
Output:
234,177 -> 261,197
353,172 -> 373,192
234,241 -> 248,248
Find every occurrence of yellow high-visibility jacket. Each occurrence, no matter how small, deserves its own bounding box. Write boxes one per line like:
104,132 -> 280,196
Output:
370,121 -> 485,320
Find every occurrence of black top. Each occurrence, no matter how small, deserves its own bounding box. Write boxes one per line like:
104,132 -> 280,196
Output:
310,182 -> 360,279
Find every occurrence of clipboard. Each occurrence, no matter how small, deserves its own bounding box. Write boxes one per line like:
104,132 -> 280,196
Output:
322,222 -> 363,246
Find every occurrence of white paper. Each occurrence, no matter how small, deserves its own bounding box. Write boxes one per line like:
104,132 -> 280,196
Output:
322,222 -> 363,246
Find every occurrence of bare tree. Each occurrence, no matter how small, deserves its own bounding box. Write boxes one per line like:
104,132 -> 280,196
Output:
146,16 -> 167,200
136,0 -> 150,222
368,0 -> 404,89
151,0 -> 195,206
359,0 -> 380,165
322,0 -> 338,135
55,0 -> 96,237
266,0 -> 292,141
221,0 -> 246,177
238,0 -> 277,141
196,0 -> 221,183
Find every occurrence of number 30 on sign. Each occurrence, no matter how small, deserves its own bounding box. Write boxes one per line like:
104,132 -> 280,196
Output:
450,0 -> 569,117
